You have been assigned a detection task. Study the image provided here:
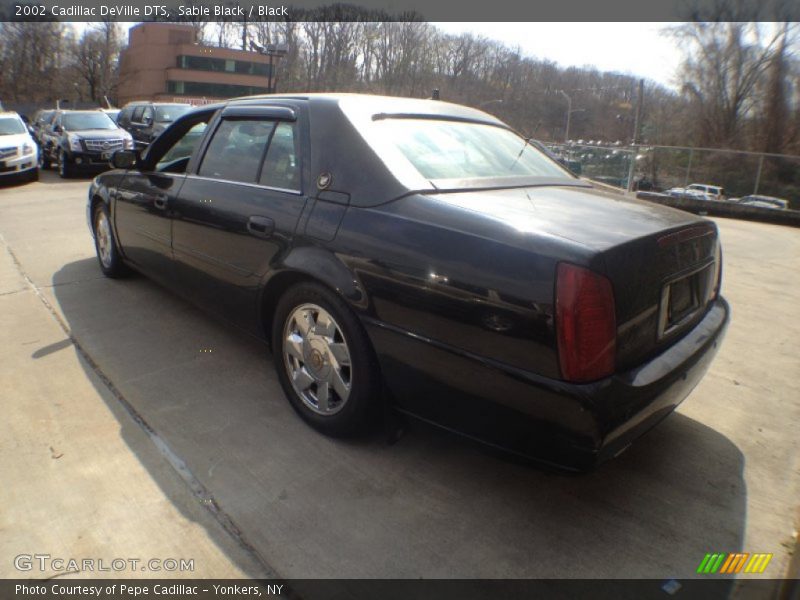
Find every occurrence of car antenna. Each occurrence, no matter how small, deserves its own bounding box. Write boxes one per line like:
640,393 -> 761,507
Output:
509,136 -> 532,171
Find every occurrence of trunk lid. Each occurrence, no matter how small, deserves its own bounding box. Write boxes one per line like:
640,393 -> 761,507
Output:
428,184 -> 721,371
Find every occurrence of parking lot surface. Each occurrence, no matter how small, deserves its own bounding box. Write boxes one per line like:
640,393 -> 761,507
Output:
1,172 -> 798,588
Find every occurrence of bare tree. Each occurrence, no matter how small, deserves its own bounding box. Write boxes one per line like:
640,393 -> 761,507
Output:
671,22 -> 788,148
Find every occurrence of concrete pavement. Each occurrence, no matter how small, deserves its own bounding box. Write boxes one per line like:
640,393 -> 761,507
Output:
0,171 -> 798,587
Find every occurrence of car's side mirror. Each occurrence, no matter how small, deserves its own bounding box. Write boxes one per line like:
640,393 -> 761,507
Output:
53,125 -> 62,133
143,116 -> 153,126
111,149 -> 138,170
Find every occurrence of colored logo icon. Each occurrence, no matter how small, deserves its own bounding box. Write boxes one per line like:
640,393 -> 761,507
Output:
697,552 -> 773,574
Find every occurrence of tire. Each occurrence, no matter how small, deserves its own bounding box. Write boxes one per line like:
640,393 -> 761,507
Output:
92,203 -> 129,278
38,148 -> 50,170
272,282 -> 381,436
58,150 -> 72,179
28,168 -> 39,182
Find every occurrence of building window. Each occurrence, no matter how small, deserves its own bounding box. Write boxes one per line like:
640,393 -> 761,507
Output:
167,81 -> 270,98
176,55 -> 272,78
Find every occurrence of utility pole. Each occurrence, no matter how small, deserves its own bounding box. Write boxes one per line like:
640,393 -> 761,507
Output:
250,41 -> 289,94
559,90 -> 572,143
626,78 -> 644,193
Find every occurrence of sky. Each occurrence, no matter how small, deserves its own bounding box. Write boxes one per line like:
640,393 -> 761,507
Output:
432,23 -> 682,89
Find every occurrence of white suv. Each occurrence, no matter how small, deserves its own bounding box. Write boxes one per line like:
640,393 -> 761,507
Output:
0,111 -> 39,182
686,183 -> 725,200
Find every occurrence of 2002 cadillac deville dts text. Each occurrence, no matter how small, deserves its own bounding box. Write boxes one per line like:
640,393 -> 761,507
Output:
87,94 -> 729,470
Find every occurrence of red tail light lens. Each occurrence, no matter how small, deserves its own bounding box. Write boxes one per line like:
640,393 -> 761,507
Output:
556,263 -> 616,382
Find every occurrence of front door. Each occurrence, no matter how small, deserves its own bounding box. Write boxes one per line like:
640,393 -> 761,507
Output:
113,111 -> 215,281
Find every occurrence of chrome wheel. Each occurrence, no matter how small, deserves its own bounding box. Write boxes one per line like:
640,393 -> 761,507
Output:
95,209 -> 113,269
283,303 -> 352,416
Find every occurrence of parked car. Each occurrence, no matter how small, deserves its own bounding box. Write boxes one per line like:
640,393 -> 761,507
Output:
117,101 -> 192,149
686,183 -> 725,200
665,186 -> 715,201
39,110 -> 133,178
735,195 -> 789,210
31,109 -> 56,146
0,111 -> 39,182
87,94 -> 729,469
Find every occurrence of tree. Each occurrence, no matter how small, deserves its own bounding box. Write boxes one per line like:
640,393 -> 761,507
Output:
671,21 -> 790,148
70,22 -> 122,103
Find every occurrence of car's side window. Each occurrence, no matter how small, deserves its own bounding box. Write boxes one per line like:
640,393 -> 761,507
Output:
259,121 -> 300,192
132,106 -> 145,124
198,118 -> 274,184
156,122 -> 208,173
142,106 -> 154,124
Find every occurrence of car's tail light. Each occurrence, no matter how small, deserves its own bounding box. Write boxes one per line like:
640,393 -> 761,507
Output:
556,263 -> 616,382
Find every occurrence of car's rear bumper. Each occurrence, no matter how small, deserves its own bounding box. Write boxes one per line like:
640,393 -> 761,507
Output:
367,296 -> 730,470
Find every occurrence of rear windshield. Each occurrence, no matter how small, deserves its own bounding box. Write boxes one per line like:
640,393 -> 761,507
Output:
375,118 -> 569,182
63,113 -> 117,131
0,117 -> 26,135
155,105 -> 191,123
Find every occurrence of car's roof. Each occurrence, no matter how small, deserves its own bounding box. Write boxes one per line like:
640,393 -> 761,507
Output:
223,93 -> 505,126
61,110 -> 114,115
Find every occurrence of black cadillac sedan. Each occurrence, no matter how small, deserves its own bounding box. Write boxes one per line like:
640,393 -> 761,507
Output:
87,94 -> 729,470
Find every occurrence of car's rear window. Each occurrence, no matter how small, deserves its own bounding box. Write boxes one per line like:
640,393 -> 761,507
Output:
375,119 -> 569,182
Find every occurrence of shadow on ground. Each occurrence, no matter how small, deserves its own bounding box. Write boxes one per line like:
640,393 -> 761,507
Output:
48,257 -> 747,585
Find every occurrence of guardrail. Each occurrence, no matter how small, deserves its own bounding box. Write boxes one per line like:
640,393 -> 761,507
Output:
635,192 -> 800,228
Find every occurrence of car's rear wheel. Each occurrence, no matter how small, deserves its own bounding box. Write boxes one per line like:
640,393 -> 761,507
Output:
93,203 -> 129,278
272,282 -> 380,436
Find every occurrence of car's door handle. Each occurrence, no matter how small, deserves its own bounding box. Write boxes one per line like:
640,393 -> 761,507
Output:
117,190 -> 142,203
247,216 -> 274,238
154,194 -> 168,210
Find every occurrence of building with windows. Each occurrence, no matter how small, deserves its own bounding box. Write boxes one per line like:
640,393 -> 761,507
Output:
117,23 -> 276,106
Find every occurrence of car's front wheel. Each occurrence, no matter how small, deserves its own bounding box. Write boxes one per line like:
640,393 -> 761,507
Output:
272,282 -> 380,436
58,150 -> 72,178
38,148 -> 50,170
93,203 -> 129,278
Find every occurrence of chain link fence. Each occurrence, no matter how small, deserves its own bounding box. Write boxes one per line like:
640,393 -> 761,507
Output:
545,142 -> 800,210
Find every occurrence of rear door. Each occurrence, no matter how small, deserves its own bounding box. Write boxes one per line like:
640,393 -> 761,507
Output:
171,104 -> 308,332
129,105 -> 148,147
